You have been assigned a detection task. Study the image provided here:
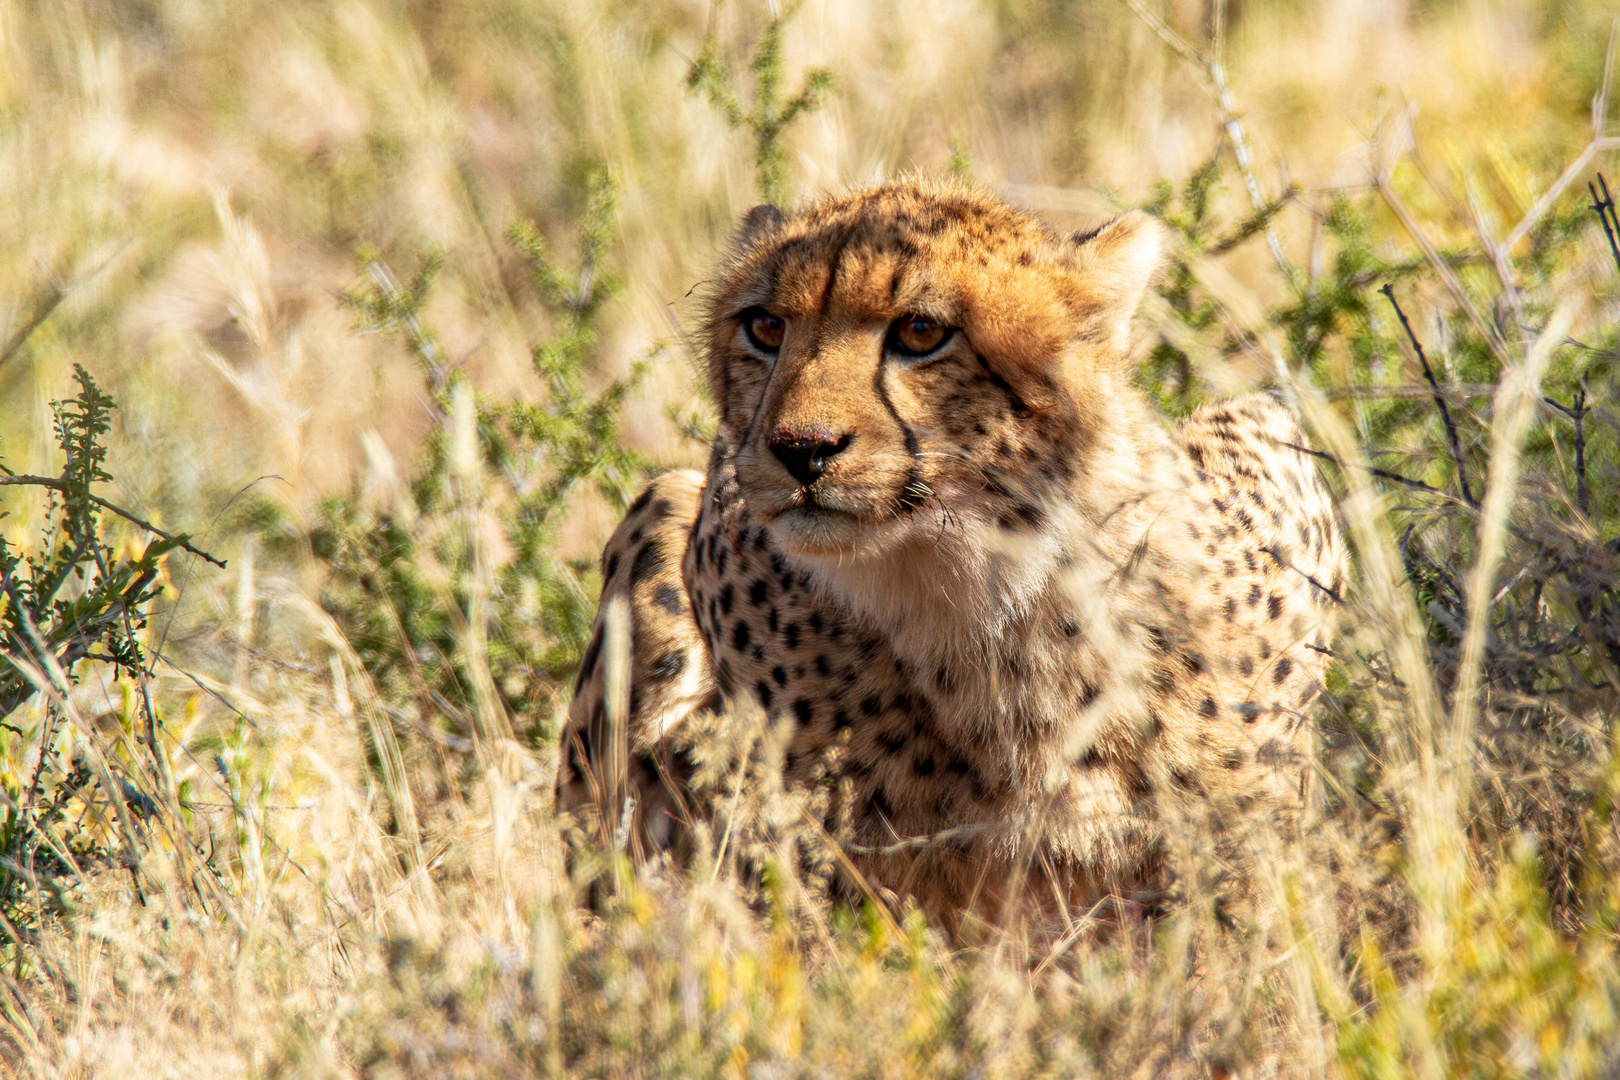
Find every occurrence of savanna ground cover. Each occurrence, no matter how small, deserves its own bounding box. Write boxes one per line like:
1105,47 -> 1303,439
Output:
1,0 -> 1619,1075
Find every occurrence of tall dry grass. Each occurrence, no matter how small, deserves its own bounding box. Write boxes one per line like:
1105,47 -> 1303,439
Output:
0,0 -> 1618,1076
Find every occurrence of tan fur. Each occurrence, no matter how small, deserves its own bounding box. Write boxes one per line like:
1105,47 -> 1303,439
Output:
559,179 -> 1344,929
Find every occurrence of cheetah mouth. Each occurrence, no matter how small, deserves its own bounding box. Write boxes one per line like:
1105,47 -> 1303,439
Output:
765,502 -> 869,555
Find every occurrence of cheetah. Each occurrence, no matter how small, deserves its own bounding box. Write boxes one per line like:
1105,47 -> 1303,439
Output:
557,179 -> 1344,930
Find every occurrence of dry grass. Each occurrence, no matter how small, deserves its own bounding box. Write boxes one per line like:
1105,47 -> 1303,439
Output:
1,0 -> 1619,1076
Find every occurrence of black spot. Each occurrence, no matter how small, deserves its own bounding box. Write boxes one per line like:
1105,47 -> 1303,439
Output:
866,787 -> 894,822
732,621 -> 751,650
914,754 -> 936,776
716,546 -> 729,575
785,622 -> 801,649
1078,747 -> 1106,769
1238,701 -> 1261,723
1240,656 -> 1254,677
879,728 -> 908,753
814,654 -> 829,677
1199,696 -> 1218,718
1247,584 -> 1263,608
654,584 -> 684,614
1063,620 -> 1081,638
626,486 -> 655,518
792,699 -> 814,726
1268,593 -> 1284,621
833,710 -> 852,731
1146,626 -> 1169,653
807,611 -> 824,634
935,665 -> 956,693
749,579 -> 771,606
1183,651 -> 1206,675
630,540 -> 666,585
720,582 -> 735,615
1077,680 -> 1098,708
756,680 -> 774,710
604,551 -> 622,581
772,666 -> 787,688
1272,658 -> 1293,684
861,695 -> 882,716
1224,752 -> 1246,770
1223,597 -> 1237,621
997,502 -> 1046,531
648,651 -> 686,681
768,607 -> 779,633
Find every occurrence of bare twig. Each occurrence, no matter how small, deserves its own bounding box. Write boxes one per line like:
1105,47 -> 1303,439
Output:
1590,174 -> 1620,278
1282,441 -> 1473,506
0,474 -> 227,568
1374,174 -> 1510,364
1542,389 -> 1589,519
1380,285 -> 1477,508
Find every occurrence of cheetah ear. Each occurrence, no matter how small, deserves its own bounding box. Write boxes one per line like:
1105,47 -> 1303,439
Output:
734,204 -> 786,249
1065,210 -> 1167,353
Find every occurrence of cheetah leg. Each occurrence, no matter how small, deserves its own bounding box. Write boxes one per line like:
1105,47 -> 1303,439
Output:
556,470 -> 717,863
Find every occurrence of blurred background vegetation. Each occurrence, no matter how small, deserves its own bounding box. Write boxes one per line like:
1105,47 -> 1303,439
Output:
1,0 -> 1619,1075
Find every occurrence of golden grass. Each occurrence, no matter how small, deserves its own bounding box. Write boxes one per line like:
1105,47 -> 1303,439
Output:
2,0 -> 1619,1076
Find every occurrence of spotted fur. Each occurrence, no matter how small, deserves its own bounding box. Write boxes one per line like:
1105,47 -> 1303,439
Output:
557,179 -> 1344,929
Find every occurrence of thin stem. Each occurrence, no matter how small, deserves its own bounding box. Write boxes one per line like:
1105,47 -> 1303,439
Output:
1589,174 -> 1620,278
1282,441 -> 1473,506
1543,390 -> 1590,519
0,475 -> 226,568
1380,285 -> 1477,508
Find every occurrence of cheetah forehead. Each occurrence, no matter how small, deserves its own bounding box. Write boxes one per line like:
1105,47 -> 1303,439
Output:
710,181 -> 1061,316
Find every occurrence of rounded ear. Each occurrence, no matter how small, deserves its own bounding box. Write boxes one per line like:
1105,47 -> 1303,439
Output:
734,204 -> 786,249
1065,210 -> 1167,352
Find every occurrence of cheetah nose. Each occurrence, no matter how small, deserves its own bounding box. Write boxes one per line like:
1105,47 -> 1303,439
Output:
768,428 -> 852,487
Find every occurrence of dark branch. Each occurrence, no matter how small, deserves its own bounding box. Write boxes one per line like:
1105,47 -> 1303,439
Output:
1379,284 -> 1477,508
1281,441 -> 1474,506
0,474 -> 227,568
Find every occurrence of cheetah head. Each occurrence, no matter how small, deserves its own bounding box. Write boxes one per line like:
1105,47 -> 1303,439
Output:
703,179 -> 1165,565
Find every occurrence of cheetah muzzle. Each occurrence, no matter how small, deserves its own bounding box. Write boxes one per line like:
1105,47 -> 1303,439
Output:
558,179 -> 1345,932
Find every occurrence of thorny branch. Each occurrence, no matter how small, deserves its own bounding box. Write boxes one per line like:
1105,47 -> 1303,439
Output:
1380,284 -> 1477,508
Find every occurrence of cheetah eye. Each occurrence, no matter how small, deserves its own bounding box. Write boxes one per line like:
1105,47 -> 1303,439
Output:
888,314 -> 953,358
740,307 -> 785,353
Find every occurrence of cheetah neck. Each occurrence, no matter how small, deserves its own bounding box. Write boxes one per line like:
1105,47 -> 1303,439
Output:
795,512 -> 1069,670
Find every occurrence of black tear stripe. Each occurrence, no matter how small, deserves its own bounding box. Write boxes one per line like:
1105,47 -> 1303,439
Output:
739,234 -> 850,459
874,361 -> 927,513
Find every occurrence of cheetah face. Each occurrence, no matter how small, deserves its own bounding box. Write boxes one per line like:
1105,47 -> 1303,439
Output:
702,181 -> 1164,561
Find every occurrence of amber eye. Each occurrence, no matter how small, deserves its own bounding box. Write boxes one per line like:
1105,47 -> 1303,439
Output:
741,308 -> 785,352
890,314 -> 952,357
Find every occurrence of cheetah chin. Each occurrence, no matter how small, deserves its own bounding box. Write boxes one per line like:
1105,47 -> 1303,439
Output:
559,178 -> 1345,936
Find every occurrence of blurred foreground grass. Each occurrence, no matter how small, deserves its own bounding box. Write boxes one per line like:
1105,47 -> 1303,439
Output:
2,0 -> 1620,1075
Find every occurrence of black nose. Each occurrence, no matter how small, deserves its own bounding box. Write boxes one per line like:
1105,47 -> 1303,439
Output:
768,429 -> 852,487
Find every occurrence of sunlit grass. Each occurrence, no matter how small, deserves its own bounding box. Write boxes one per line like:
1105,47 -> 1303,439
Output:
0,1 -> 1618,1076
